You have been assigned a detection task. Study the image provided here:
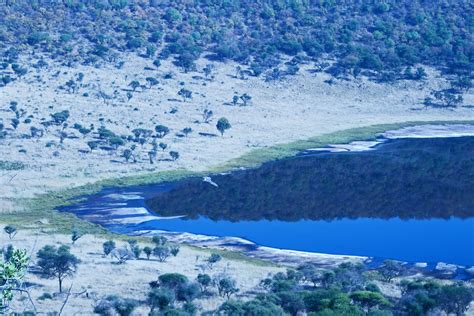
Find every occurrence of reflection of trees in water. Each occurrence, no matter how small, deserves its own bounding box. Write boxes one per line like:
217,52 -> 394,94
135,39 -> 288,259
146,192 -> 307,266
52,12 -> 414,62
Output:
147,138 -> 474,221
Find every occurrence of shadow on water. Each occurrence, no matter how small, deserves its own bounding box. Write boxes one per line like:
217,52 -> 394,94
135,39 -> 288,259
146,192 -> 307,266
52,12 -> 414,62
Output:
60,137 -> 474,266
147,137 -> 474,221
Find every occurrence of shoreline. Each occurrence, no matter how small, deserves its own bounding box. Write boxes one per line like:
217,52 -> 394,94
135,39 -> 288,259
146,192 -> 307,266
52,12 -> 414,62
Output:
51,122 -> 474,272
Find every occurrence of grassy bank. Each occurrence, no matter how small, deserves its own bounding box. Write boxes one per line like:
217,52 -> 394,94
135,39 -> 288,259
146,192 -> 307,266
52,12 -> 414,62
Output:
3,120 -> 474,234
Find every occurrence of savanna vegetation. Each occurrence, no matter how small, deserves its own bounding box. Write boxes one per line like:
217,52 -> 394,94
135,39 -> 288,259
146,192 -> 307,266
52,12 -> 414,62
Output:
2,225 -> 473,315
0,0 -> 472,100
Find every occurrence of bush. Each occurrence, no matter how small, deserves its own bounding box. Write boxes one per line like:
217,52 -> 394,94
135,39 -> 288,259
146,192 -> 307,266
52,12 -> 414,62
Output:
148,288 -> 175,311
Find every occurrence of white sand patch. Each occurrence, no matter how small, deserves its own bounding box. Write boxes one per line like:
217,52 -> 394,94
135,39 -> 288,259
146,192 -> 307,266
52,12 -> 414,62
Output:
383,123 -> 474,139
132,230 -> 366,267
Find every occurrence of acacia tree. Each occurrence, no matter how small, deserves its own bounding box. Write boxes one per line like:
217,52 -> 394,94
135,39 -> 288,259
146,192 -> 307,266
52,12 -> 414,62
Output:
178,88 -> 192,102
128,80 -> 140,91
103,240 -> 116,257
216,118 -> 231,136
155,125 -> 170,138
36,245 -> 79,293
169,151 -> 179,161
3,225 -> 17,240
202,109 -> 213,123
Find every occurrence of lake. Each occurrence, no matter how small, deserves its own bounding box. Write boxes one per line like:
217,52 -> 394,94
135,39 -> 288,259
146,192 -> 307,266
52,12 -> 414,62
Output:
60,136 -> 474,266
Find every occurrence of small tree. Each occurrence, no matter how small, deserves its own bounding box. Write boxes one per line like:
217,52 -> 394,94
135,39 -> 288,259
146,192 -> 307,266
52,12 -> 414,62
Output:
232,95 -> 239,106
350,291 -> 391,312
152,236 -> 168,246
378,260 -> 403,282
148,150 -> 157,164
197,274 -> 211,293
111,246 -> 134,264
148,288 -> 175,312
128,240 -> 141,259
430,89 -> 463,107
437,283 -> 473,316
146,77 -> 159,88
143,246 -> 152,260
203,64 -> 214,78
159,142 -> 167,151
240,93 -> 252,106
122,149 -> 133,163
216,118 -> 231,136
169,151 -> 180,161
36,245 -> 79,293
217,277 -> 239,299
87,141 -> 99,152
153,246 -> 171,262
103,240 -> 116,256
206,253 -> 221,269
170,245 -> 180,257
202,109 -> 213,123
155,125 -> 170,138
71,229 -> 83,245
182,127 -> 192,137
128,80 -> 140,91
3,226 -> 17,240
178,88 -> 192,102
51,110 -> 70,125
109,136 -> 125,149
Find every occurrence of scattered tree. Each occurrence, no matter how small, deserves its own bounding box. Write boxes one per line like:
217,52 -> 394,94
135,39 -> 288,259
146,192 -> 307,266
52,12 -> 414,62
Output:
3,225 -> 17,240
169,151 -> 180,161
216,117 -> 231,136
36,245 -> 79,293
103,240 -> 116,256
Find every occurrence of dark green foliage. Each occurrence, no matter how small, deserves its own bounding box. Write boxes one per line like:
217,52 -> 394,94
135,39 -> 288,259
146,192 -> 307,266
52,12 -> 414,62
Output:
50,110 -> 69,125
153,245 -> 171,262
216,117 -> 231,136
218,297 -> 286,316
169,151 -> 179,161
399,279 -> 473,316
2,1 -> 468,82
3,244 -> 14,263
206,253 -> 221,269
196,274 -> 211,292
3,225 -> 17,240
94,295 -> 138,316
143,246 -> 152,259
159,273 -> 188,290
216,276 -> 239,299
36,245 -> 80,293
87,141 -> 100,151
178,88 -> 192,101
378,260 -> 404,282
71,229 -> 83,244
148,288 -> 175,312
127,240 -> 141,259
155,125 -> 170,138
182,127 -> 192,137
437,283 -> 473,315
350,291 -> 392,311
102,240 -> 116,256
147,137 -> 474,221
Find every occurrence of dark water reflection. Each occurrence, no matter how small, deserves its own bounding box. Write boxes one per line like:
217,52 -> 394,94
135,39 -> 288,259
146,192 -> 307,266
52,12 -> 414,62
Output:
147,137 -> 474,221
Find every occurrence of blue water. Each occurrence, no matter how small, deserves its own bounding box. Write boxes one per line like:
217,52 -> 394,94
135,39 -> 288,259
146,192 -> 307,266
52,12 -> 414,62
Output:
60,137 -> 474,266
131,217 -> 474,266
